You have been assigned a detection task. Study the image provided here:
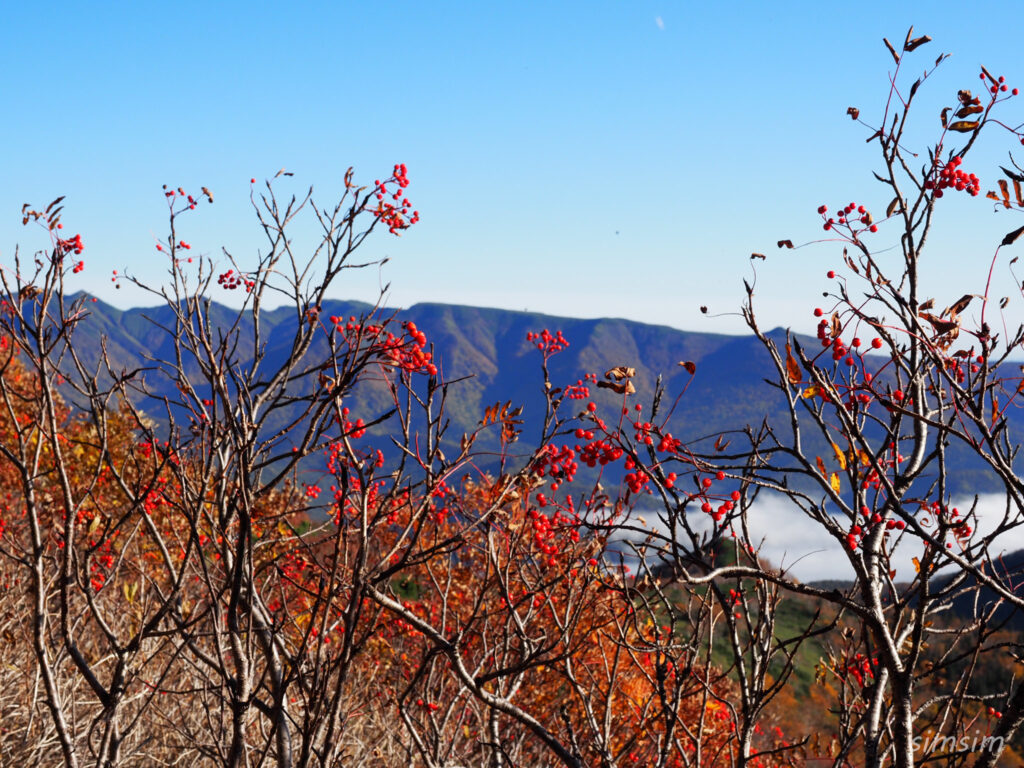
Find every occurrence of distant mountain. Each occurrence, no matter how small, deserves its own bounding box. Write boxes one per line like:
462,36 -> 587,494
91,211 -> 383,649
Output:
50,294 -> 1020,496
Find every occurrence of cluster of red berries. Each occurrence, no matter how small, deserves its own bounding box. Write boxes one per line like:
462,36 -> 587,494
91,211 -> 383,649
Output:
389,321 -> 435,375
838,653 -> 878,688
819,203 -> 878,233
218,269 -> 256,292
341,411 -> 367,439
846,503 -> 908,550
925,156 -> 979,197
921,501 -> 974,543
575,436 -> 623,469
697,472 -> 740,523
623,468 -> 650,495
163,186 -> 206,211
305,484 -> 322,499
56,232 -> 84,256
532,443 -> 579,492
633,420 -> 655,446
526,328 -> 569,354
331,318 -> 437,376
382,321 -> 436,375
982,71 -> 1018,97
528,507 -> 579,568
373,164 -> 419,235
657,431 -> 682,453
564,375 -> 595,400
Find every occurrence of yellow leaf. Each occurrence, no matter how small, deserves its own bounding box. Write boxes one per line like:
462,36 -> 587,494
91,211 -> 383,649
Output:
857,449 -> 872,467
816,456 -> 827,477
802,384 -> 823,399
831,442 -> 847,470
829,473 -> 841,493
87,515 -> 102,535
912,557 -> 921,574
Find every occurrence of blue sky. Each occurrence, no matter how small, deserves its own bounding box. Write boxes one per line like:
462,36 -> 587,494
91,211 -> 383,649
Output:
3,1 -> 1024,336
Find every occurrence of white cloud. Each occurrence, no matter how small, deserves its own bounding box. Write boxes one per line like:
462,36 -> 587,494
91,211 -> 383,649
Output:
612,493 -> 1024,583
655,16 -> 664,30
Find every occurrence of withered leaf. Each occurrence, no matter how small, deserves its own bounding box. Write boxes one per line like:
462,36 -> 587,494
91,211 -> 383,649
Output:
1002,225 -> 1024,247
1001,297 -> 1010,309
785,343 -> 802,385
830,312 -> 842,339
957,89 -> 974,105
956,104 -> 984,118
605,366 -> 636,381
945,294 -> 974,317
999,179 -> 1011,208
1001,165 -> 1024,183
883,37 -> 900,64
679,361 -> 697,375
847,106 -> 860,120
904,35 -> 931,52
980,65 -> 997,85
940,107 -> 950,128
777,239 -> 794,249
597,379 -> 636,395
919,311 -> 960,335
714,435 -> 731,452
918,298 -> 935,312
948,120 -> 980,133
700,305 -> 708,314
751,252 -> 766,260
1015,180 -> 1023,206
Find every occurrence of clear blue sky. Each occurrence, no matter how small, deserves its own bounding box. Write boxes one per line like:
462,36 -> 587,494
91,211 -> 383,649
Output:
3,1 -> 1023,335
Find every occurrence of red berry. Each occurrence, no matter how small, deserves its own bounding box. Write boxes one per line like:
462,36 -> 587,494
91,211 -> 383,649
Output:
827,270 -> 835,279
814,308 -> 824,317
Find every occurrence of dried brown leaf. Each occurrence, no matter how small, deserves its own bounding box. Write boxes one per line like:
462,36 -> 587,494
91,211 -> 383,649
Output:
948,120 -> 980,133
1003,226 -> 1024,247
904,35 -> 931,52
883,37 -> 900,64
